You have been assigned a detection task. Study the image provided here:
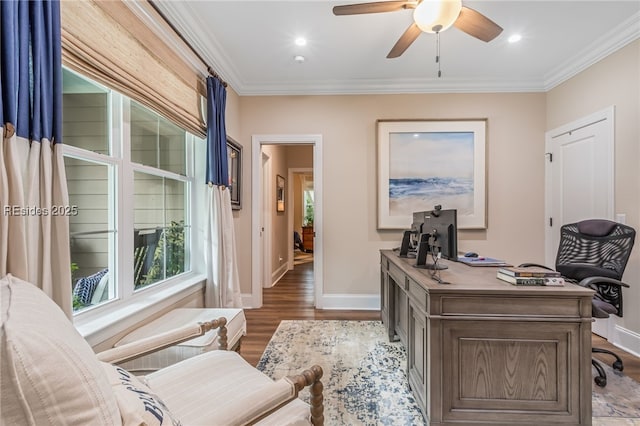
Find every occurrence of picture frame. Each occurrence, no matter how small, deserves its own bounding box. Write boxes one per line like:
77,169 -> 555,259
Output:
227,137 -> 242,210
377,119 -> 486,230
276,174 -> 285,212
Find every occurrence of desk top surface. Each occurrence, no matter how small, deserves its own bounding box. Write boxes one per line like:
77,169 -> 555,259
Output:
381,250 -> 594,296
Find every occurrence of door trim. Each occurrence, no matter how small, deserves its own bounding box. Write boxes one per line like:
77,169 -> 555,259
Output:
288,167 -> 313,271
251,134 -> 323,308
261,152 -> 272,289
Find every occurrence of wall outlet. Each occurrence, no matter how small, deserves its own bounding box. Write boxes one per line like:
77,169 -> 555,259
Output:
616,213 -> 626,224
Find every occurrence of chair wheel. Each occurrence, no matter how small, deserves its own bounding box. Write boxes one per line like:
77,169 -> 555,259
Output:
595,376 -> 607,387
613,360 -> 624,371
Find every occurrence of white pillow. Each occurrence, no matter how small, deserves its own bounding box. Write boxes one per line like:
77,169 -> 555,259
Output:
91,271 -> 110,305
0,274 -> 120,425
101,362 -> 181,426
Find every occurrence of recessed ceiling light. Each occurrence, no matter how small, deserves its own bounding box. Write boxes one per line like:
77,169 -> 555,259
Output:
294,55 -> 305,63
295,37 -> 307,46
508,34 -> 522,43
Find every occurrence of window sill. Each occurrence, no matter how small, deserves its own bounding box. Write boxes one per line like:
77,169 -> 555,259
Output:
75,273 -> 206,347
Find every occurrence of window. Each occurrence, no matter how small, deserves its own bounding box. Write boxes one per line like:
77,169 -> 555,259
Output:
133,173 -> 187,288
302,175 -> 314,226
63,69 -> 195,313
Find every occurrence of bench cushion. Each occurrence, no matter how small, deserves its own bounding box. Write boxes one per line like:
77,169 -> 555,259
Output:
145,350 -> 310,426
115,308 -> 246,372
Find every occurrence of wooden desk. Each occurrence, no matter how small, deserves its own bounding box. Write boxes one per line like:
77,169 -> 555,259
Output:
380,250 -> 594,425
302,226 -> 314,252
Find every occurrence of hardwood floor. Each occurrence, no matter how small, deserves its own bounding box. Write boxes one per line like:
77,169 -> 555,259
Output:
239,260 -> 378,366
239,261 -> 640,385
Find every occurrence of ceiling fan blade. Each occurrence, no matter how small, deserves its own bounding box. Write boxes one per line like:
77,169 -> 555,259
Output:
387,23 -> 422,58
453,6 -> 503,42
333,1 -> 416,16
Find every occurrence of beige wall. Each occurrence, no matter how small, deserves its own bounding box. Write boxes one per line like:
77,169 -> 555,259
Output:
546,40 -> 640,335
229,93 -> 547,297
261,144 -> 290,280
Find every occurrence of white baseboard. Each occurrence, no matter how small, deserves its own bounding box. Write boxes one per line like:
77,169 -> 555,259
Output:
611,324 -> 640,358
271,263 -> 288,287
319,294 -> 380,310
241,293 -> 256,308
240,292 -> 380,311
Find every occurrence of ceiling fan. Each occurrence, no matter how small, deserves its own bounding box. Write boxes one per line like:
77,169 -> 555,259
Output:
333,0 -> 503,59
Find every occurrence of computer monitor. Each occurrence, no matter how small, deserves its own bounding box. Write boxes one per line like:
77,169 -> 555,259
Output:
398,212 -> 427,258
414,206 -> 458,270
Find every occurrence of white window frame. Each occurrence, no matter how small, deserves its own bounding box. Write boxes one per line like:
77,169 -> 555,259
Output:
64,81 -> 202,333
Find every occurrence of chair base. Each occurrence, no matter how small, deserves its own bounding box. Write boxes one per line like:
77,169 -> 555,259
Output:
592,347 -> 624,387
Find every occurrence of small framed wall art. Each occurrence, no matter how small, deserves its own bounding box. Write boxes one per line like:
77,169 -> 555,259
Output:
276,174 -> 285,212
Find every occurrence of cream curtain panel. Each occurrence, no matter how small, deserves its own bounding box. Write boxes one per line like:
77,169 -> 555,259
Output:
0,135 -> 72,316
60,1 -> 206,138
205,187 -> 242,308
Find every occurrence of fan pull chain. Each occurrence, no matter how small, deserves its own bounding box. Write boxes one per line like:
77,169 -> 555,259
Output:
436,32 -> 442,78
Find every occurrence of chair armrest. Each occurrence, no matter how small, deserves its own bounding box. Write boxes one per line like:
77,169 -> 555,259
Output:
205,365 -> 323,426
579,276 -> 630,290
96,317 -> 227,364
246,365 -> 324,426
211,377 -> 295,425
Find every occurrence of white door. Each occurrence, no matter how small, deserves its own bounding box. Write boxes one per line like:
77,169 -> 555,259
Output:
545,107 -> 614,337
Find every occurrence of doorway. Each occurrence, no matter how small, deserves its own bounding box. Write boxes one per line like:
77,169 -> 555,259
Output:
290,168 -> 314,269
251,134 -> 323,309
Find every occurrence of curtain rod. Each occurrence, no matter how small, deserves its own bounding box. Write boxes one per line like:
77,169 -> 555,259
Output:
148,0 -> 228,88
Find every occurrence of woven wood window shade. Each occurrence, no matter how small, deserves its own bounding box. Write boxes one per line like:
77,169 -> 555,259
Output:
61,1 -> 206,138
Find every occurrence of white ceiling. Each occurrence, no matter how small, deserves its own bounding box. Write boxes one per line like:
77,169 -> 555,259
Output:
153,1 -> 640,95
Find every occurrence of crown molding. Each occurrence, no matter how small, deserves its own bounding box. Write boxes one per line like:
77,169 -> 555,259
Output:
543,11 -> 640,91
238,77 -> 546,96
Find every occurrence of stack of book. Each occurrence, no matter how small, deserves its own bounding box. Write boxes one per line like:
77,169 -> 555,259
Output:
497,266 -> 565,286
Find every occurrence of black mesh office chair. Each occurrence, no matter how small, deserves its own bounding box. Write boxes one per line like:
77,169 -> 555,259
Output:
521,219 -> 635,386
554,219 -> 635,387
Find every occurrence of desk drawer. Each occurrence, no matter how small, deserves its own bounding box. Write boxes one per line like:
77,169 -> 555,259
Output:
389,262 -> 407,289
440,296 -> 582,318
408,278 -> 427,312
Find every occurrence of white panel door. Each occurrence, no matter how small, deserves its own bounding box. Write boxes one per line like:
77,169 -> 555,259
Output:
545,107 -> 614,264
545,107 -> 614,337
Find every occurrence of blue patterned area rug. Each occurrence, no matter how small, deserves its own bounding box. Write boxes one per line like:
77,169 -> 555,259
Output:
256,320 -> 640,426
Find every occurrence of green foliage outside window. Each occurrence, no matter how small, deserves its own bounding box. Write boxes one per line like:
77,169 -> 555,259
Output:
303,190 -> 314,226
144,220 -> 185,285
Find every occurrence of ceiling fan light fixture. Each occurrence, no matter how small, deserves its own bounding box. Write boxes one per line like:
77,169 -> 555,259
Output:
413,0 -> 462,33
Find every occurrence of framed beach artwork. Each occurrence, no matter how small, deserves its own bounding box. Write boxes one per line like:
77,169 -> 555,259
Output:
377,119 -> 486,230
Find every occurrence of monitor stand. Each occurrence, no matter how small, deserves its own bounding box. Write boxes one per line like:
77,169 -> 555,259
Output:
414,233 -> 448,270
399,230 -> 414,258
